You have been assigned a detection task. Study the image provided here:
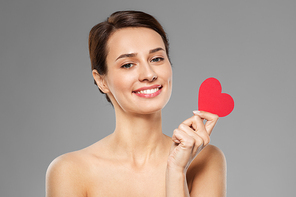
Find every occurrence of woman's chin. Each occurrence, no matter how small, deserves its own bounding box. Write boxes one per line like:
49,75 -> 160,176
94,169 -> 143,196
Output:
112,93 -> 171,115
127,105 -> 163,115
138,108 -> 162,115
116,103 -> 165,115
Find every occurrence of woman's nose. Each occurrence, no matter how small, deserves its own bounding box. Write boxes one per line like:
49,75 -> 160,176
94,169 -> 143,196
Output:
138,63 -> 158,82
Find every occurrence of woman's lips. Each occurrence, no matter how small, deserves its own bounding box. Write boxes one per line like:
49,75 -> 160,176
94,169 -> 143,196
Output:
133,85 -> 162,98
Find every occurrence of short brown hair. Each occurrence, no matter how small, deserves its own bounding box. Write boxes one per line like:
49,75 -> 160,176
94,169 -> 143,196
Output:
88,10 -> 170,103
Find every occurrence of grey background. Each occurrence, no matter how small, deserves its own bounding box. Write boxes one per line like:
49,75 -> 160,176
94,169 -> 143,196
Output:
1,0 -> 295,196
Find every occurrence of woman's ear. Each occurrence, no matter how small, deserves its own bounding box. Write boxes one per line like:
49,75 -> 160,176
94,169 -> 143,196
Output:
92,69 -> 110,93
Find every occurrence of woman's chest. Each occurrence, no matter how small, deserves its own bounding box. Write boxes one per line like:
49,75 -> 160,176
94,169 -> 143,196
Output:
86,163 -> 167,197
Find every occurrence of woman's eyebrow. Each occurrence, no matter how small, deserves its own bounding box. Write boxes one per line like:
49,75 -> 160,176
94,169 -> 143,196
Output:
115,48 -> 164,61
116,53 -> 137,61
149,47 -> 164,54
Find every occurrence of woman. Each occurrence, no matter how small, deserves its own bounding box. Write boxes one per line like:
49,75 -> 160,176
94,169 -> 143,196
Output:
46,11 -> 226,196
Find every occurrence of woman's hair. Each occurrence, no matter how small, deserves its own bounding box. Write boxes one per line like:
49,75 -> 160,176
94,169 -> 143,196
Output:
88,10 -> 170,103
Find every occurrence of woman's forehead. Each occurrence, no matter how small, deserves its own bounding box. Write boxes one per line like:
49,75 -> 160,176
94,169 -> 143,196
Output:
106,27 -> 165,60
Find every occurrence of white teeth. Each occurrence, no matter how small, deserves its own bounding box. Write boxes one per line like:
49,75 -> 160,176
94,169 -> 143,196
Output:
137,88 -> 159,94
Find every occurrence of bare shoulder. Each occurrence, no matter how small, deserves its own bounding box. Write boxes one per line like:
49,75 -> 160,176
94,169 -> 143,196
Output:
46,135 -> 113,196
187,145 -> 227,196
46,151 -> 87,177
196,144 -> 226,165
46,151 -> 89,197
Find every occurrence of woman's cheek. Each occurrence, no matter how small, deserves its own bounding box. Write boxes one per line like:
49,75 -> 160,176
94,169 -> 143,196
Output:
111,72 -> 135,94
163,65 -> 173,84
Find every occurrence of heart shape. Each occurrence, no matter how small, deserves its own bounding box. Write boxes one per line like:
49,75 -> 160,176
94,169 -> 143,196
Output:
198,77 -> 234,117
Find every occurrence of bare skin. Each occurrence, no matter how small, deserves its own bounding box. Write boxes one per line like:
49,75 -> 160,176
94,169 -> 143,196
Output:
46,27 -> 226,196
46,135 -> 225,197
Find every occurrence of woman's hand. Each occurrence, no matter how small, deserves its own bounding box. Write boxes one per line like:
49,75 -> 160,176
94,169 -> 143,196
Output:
167,111 -> 219,173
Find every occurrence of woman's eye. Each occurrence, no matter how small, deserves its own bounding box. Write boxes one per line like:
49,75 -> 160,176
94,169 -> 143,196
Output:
151,57 -> 164,63
121,63 -> 134,68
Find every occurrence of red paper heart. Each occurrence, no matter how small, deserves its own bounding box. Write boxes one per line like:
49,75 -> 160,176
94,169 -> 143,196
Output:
198,77 -> 234,117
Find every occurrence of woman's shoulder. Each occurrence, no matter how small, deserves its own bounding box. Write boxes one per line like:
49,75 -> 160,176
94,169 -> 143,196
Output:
46,138 -> 111,196
188,144 -> 226,172
198,144 -> 225,163
46,148 -> 95,180
46,138 -> 109,175
186,145 -> 227,195
46,150 -> 90,196
47,150 -> 86,173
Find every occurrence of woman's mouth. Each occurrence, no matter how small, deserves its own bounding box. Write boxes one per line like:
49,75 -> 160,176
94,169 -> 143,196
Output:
133,85 -> 162,98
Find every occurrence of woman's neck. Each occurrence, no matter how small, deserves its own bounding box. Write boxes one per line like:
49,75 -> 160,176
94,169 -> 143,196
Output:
109,109 -> 169,166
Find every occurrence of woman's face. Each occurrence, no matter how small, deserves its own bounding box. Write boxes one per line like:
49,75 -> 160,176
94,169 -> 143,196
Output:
100,27 -> 172,114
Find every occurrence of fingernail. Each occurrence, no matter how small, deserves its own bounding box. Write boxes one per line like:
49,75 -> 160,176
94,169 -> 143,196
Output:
193,110 -> 201,115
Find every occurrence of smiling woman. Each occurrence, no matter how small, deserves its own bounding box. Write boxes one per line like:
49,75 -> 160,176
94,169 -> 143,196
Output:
88,11 -> 170,105
94,27 -> 172,114
46,11 -> 226,197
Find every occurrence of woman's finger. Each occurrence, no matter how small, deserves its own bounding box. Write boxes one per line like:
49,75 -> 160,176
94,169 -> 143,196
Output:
193,111 -> 219,135
170,128 -> 197,170
181,115 -> 210,146
172,128 -> 195,149
178,123 -> 205,153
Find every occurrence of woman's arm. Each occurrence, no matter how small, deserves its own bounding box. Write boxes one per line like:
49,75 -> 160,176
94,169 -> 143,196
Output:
166,167 -> 190,197
166,111 -> 225,196
46,153 -> 86,197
